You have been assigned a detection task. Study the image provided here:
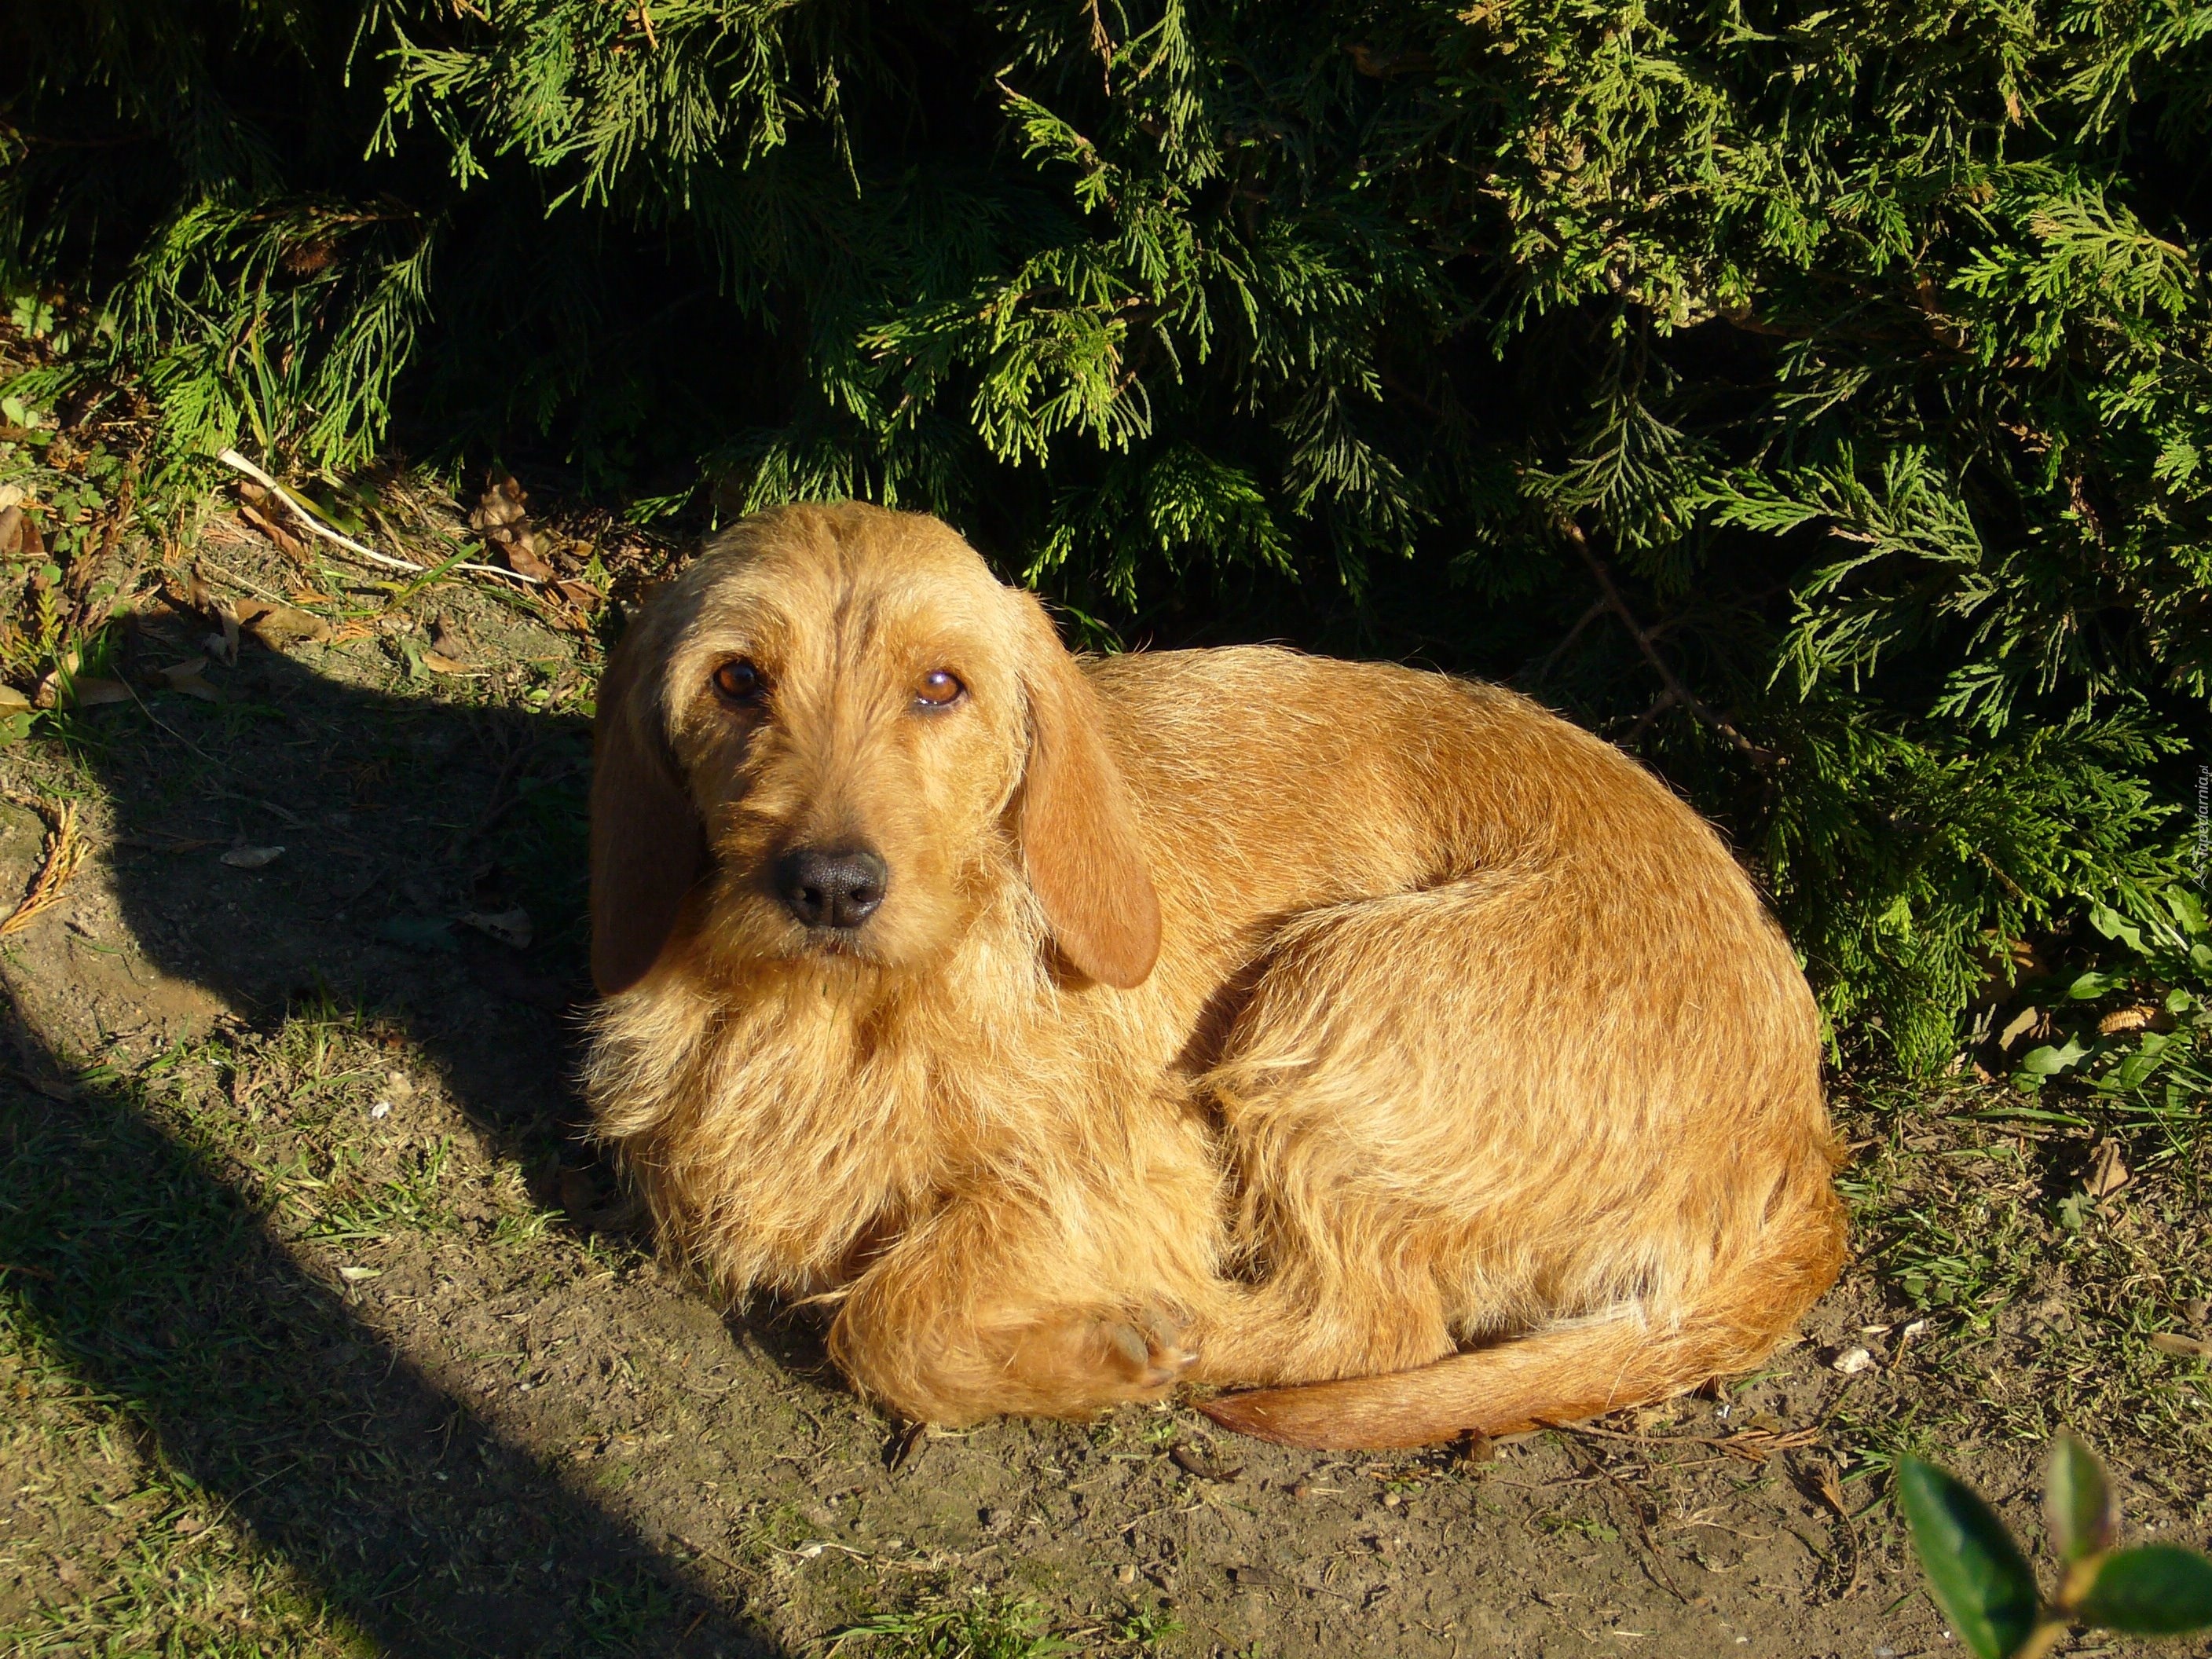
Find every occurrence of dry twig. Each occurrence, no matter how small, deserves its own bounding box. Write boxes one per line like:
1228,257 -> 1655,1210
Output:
216,449 -> 544,588
1558,519 -> 1778,766
1540,1417 -> 1822,1463
1796,1452 -> 1865,1599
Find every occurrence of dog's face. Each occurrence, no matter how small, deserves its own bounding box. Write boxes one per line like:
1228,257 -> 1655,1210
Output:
590,504 -> 1159,997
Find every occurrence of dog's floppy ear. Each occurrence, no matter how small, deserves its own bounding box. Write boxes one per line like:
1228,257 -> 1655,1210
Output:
1013,593 -> 1160,989
591,617 -> 709,995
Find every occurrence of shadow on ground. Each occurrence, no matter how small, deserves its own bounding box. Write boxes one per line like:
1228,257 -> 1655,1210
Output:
0,623 -> 793,1656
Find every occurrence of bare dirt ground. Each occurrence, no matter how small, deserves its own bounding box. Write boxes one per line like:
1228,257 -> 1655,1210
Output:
1,508 -> 2207,1658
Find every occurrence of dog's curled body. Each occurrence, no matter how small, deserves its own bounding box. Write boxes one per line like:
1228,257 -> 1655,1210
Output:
585,503 -> 1844,1448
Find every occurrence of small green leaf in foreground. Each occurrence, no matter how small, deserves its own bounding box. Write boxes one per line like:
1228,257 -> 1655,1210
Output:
2078,1544 -> 2212,1635
2044,1428 -> 2113,1563
1898,1456 -> 2042,1659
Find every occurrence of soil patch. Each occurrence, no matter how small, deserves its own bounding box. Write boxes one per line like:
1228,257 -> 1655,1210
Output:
2,522 -> 2207,1657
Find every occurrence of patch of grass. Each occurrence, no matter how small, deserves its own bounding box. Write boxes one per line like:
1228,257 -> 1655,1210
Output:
734,1500 -> 815,1569
0,1555 -> 364,1656
490,1202 -> 559,1251
0,1503 -> 374,1657
1136,1413 -> 1181,1448
829,1593 -> 1074,1659
575,1570 -> 679,1656
1835,1075 -> 2212,1475
312,1134 -> 455,1243
1106,1602 -> 1183,1646
0,1156 -> 372,1657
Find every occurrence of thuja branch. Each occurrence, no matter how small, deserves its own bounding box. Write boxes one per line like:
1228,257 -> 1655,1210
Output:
1558,519 -> 1777,767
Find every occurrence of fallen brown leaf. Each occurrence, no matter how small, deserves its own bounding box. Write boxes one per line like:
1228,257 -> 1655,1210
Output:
884,1421 -> 927,1475
204,605 -> 241,667
62,677 -> 132,709
237,484 -> 312,561
152,657 -> 224,702
1810,1458 -> 1848,1518
0,504 -> 20,557
422,650 -> 481,676
112,833 -> 222,855
8,510 -> 43,558
239,503 -> 309,560
235,598 -> 332,648
471,470 -> 555,580
2150,1332 -> 2212,1360
31,648 -> 81,710
471,471 -> 529,537
1169,1442 -> 1243,1482
462,907 -> 533,949
2084,1137 -> 2130,1199
220,844 -> 286,870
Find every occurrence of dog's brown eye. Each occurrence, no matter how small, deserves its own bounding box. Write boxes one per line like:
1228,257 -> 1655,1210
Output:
712,658 -> 765,704
915,669 -> 965,710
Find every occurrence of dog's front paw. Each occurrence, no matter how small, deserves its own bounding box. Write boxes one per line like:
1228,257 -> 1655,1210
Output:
1096,1302 -> 1199,1397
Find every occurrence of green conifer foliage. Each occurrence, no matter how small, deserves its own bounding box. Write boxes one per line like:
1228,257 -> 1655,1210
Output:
5,0 -> 2207,1067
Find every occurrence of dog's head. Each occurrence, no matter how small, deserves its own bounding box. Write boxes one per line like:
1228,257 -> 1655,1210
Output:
589,503 -> 1159,997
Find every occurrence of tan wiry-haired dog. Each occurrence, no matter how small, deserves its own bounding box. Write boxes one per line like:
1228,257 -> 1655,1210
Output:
584,502 -> 1844,1448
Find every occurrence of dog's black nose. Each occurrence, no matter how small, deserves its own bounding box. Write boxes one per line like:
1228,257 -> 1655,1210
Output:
774,846 -> 888,930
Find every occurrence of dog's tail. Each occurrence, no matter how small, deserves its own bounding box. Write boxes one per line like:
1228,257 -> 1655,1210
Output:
1199,1196 -> 1846,1451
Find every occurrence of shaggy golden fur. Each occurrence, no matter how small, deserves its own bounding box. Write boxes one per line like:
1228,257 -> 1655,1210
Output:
584,502 -> 1845,1448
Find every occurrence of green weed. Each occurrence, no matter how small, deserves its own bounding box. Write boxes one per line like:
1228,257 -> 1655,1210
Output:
830,1594 -> 1074,1659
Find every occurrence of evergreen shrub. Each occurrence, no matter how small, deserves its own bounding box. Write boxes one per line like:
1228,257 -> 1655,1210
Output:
5,0 -> 2209,1068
